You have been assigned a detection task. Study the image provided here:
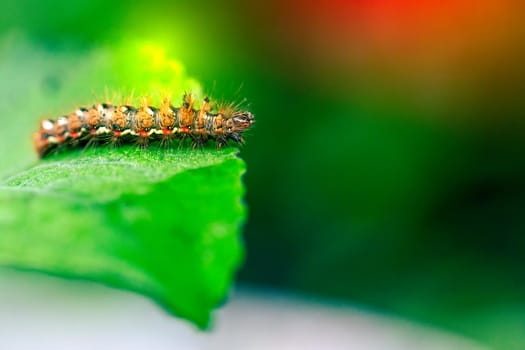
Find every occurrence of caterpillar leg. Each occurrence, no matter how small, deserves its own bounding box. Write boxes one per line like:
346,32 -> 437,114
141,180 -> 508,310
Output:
191,135 -> 208,150
82,132 -> 100,152
159,134 -> 174,148
216,136 -> 228,150
177,134 -> 189,150
136,136 -> 149,149
228,133 -> 245,144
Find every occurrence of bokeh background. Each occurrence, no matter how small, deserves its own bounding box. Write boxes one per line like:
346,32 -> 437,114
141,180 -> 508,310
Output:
1,0 -> 525,348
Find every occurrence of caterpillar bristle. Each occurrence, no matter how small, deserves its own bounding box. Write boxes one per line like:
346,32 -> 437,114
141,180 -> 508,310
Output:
34,93 -> 255,158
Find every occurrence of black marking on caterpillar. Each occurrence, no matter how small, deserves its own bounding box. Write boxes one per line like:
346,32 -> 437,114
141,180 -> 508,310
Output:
34,93 -> 255,158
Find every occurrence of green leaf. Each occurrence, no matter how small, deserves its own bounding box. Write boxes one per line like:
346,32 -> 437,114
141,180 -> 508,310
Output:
0,146 -> 245,328
0,34 -> 247,327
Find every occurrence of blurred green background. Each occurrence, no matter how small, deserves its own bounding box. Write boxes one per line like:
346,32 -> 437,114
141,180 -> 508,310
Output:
1,0 -> 525,348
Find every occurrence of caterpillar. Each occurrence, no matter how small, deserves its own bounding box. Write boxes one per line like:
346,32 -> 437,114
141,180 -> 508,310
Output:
33,93 -> 255,158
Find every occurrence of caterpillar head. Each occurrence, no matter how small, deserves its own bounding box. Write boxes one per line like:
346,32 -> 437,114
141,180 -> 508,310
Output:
231,111 -> 255,132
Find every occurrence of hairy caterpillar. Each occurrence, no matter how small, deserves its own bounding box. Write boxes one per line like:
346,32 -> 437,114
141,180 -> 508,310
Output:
34,93 -> 255,158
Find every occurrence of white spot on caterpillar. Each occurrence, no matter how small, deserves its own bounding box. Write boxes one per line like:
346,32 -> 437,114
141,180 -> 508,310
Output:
57,117 -> 68,126
96,127 -> 109,135
42,120 -> 54,130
